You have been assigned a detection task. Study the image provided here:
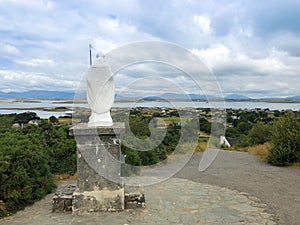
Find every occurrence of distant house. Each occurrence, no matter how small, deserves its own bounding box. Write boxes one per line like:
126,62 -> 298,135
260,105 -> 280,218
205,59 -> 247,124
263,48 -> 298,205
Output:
154,119 -> 167,128
12,123 -> 21,128
175,122 -> 186,127
231,115 -> 239,120
220,136 -> 231,147
28,119 -> 41,125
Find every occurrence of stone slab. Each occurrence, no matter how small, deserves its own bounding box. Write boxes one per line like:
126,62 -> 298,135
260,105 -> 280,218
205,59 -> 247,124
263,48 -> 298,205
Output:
72,188 -> 124,214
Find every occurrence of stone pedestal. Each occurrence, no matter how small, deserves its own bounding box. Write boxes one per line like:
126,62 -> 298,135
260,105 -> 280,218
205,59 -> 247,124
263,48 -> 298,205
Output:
70,123 -> 125,214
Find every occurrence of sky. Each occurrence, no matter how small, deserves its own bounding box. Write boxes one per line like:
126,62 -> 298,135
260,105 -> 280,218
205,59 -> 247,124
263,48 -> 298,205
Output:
0,0 -> 300,98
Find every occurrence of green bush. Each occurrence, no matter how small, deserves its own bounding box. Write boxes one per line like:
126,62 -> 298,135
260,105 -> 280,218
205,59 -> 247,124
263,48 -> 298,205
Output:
0,130 -> 56,216
46,124 -> 76,174
0,115 -> 77,217
121,145 -> 141,176
121,114 -> 184,175
268,111 -> 300,166
234,134 -> 250,147
0,114 -> 16,131
225,127 -> 240,138
236,121 -> 252,134
247,121 -> 272,146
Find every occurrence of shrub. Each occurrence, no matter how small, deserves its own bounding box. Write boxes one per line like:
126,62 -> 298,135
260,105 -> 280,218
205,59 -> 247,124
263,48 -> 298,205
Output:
236,121 -> 252,134
268,111 -> 300,166
49,116 -> 58,123
247,121 -> 272,146
0,118 -> 76,217
121,145 -> 141,176
0,130 -> 56,215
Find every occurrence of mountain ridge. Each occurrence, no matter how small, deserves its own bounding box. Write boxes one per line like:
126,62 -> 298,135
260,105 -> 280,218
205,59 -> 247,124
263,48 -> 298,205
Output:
0,90 -> 75,99
0,90 -> 299,101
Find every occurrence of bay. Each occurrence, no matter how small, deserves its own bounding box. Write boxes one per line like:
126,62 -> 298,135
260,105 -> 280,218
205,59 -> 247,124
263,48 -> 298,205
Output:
0,99 -> 299,118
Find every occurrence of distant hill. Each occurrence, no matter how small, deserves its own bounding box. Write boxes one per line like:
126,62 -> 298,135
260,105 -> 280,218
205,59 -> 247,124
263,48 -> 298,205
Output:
142,93 -> 208,101
161,93 -> 208,100
225,94 -> 251,100
286,95 -> 300,100
0,90 -> 75,99
1,90 -> 299,101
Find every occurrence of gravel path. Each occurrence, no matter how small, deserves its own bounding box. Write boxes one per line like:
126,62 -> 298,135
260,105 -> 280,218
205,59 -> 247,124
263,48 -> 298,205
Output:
175,150 -> 300,225
0,150 -> 298,225
0,178 -> 276,225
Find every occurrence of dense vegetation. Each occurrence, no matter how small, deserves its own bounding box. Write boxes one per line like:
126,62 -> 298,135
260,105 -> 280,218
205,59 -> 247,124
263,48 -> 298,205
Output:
113,110 -> 185,176
267,111 -> 300,166
0,113 -> 76,217
115,107 -> 300,168
1,107 -> 299,217
223,109 -> 300,166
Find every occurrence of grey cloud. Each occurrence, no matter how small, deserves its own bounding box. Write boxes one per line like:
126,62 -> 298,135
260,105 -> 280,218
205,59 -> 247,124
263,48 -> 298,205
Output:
0,0 -> 299,98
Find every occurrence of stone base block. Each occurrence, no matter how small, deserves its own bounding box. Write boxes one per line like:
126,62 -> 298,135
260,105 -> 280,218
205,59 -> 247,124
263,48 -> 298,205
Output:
72,188 -> 124,214
52,195 -> 73,212
52,184 -> 76,212
125,192 -> 145,209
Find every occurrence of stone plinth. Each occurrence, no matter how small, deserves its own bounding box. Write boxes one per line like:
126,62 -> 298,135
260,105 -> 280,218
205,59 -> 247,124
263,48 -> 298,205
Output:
70,123 -> 125,214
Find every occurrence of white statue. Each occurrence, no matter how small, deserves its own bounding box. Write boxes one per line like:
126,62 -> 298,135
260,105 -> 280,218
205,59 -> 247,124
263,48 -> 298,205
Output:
86,56 -> 114,127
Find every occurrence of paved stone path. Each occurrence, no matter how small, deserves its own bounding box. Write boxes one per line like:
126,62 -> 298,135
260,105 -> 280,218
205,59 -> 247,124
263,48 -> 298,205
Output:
176,151 -> 300,225
0,177 -> 276,225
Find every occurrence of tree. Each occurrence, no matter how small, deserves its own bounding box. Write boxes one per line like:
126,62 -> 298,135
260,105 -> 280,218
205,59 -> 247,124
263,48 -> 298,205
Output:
240,111 -> 257,123
128,114 -> 150,137
236,121 -> 252,134
163,123 -> 180,153
199,118 -> 211,134
225,127 -> 240,138
226,114 -> 233,123
121,144 -> 141,176
268,111 -> 300,166
49,116 -> 58,124
247,121 -> 272,145
14,112 -> 39,125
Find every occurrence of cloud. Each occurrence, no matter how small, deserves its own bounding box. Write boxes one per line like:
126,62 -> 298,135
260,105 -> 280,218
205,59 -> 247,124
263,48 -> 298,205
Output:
15,58 -> 56,67
0,0 -> 54,9
193,15 -> 212,34
0,69 -> 77,92
0,0 -> 299,97
0,43 -> 20,55
192,42 -> 300,98
250,0 -> 300,36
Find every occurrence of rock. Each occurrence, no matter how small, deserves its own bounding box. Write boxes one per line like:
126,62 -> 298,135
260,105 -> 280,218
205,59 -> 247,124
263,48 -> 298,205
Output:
52,184 -> 76,212
124,192 -> 145,209
52,195 -> 73,212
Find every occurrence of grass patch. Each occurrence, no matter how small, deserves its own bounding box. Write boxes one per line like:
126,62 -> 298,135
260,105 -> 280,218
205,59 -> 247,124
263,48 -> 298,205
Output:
199,131 -> 210,138
195,141 -> 208,153
54,173 -> 77,181
175,141 -> 207,154
227,146 -> 249,152
162,117 -> 190,125
290,162 -> 300,168
58,117 -> 73,124
248,142 -> 271,161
